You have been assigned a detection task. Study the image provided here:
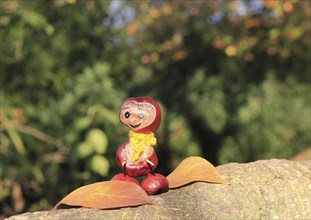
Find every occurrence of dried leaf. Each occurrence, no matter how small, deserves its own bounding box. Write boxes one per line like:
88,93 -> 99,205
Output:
54,181 -> 153,209
166,156 -> 229,189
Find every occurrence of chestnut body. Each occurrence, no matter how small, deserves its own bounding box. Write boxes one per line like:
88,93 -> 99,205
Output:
112,96 -> 169,195
116,142 -> 158,177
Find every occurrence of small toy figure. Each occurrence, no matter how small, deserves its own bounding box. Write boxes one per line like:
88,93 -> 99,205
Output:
112,96 -> 169,195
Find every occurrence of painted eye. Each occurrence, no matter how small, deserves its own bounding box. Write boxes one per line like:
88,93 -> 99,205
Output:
137,112 -> 144,119
125,111 -> 130,118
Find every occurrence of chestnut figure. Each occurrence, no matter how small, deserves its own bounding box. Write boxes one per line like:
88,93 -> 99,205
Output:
119,96 -> 161,134
112,96 -> 169,195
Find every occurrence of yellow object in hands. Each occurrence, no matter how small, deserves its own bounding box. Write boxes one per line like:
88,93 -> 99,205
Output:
129,130 -> 156,161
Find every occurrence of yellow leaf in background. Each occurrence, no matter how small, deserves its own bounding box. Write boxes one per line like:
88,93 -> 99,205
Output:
162,41 -> 173,51
67,0 -> 76,4
286,27 -> 303,40
269,28 -> 280,39
244,18 -> 261,28
149,7 -> 161,19
225,45 -> 237,57
162,4 -> 173,15
150,52 -> 159,62
190,7 -> 199,15
172,33 -> 182,44
283,1 -> 293,13
172,50 -> 187,61
141,55 -> 151,64
127,22 -> 138,36
263,0 -> 279,9
213,39 -> 225,49
229,0 -> 239,10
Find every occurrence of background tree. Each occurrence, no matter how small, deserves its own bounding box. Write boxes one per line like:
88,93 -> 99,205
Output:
0,0 -> 310,217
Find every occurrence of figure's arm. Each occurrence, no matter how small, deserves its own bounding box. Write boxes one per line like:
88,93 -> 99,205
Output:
145,159 -> 155,167
116,143 -> 128,173
145,151 -> 158,171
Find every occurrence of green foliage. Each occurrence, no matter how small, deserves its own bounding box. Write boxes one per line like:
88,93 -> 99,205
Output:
187,69 -> 227,134
167,111 -> 202,162
220,75 -> 310,163
1,0 -> 310,217
90,154 -> 109,177
75,128 -> 110,177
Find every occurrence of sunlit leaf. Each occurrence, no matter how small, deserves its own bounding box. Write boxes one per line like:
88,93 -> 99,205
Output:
76,142 -> 93,158
225,45 -> 237,56
86,128 -> 108,154
87,104 -> 119,125
54,181 -> 153,209
166,156 -> 228,189
269,28 -> 280,39
90,155 -> 109,177
1,113 -> 25,155
74,117 -> 92,131
127,22 -> 138,36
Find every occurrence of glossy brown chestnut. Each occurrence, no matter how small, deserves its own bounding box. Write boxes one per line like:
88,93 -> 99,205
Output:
111,173 -> 140,185
116,142 -> 158,177
140,173 -> 169,195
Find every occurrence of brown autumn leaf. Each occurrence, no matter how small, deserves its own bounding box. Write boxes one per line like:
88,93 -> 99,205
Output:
54,181 -> 153,210
166,156 -> 229,189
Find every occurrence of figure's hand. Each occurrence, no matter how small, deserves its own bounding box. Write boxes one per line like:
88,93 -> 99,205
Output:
121,160 -> 126,167
145,159 -> 155,167
121,160 -> 127,174
120,154 -> 158,177
122,160 -> 153,176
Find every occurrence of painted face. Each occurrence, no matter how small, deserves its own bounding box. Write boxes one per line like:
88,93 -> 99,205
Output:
119,97 -> 161,133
